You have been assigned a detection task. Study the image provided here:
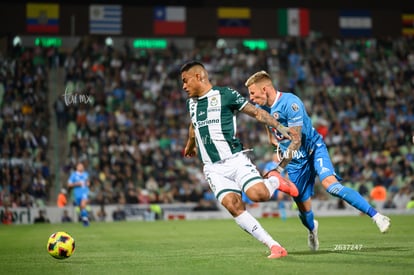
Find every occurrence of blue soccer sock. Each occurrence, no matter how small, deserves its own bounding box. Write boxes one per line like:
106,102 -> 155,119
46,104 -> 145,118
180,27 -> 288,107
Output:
327,182 -> 377,217
80,208 -> 88,220
299,210 -> 315,231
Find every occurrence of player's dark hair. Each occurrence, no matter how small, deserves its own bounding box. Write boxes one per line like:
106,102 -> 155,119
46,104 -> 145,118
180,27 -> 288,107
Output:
180,60 -> 204,73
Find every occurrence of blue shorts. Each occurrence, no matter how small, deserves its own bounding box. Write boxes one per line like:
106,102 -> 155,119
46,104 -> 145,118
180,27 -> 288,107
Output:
74,192 -> 88,206
286,143 -> 341,203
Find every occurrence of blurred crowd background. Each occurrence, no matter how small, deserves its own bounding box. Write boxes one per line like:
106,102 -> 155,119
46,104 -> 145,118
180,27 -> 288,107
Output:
1,35 -> 414,213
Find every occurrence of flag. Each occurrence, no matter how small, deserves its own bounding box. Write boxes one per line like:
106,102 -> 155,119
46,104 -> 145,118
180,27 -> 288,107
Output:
154,6 -> 186,35
90,5 -> 122,35
402,14 -> 414,37
26,3 -> 59,33
217,7 -> 251,37
278,8 -> 309,37
339,10 -> 372,37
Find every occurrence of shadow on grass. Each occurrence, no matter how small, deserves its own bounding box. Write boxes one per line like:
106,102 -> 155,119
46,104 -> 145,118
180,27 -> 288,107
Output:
290,246 -> 408,256
357,246 -> 410,252
289,249 -> 333,256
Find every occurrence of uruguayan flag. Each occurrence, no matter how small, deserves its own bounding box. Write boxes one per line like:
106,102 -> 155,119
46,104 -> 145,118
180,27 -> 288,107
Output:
90,5 -> 122,34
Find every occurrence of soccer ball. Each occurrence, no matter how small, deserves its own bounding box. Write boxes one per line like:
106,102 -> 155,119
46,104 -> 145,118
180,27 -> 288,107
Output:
47,231 -> 75,259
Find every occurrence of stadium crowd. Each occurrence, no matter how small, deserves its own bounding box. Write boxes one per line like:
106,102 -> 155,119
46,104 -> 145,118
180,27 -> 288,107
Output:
1,36 -> 414,213
0,44 -> 52,208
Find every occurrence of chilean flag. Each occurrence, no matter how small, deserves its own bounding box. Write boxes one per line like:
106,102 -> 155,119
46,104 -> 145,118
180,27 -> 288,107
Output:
154,6 -> 186,35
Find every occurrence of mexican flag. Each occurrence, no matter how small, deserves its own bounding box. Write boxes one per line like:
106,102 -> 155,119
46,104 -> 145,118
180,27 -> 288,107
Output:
278,8 -> 309,37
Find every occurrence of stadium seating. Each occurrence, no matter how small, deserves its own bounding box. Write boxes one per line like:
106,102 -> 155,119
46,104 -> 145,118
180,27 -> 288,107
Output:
1,36 -> 413,211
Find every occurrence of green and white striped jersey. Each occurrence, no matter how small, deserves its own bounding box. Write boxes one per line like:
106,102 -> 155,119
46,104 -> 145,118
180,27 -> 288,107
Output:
186,86 -> 248,164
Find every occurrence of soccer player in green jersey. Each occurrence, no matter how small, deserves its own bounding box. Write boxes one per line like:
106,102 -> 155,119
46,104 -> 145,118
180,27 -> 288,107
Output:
181,61 -> 298,259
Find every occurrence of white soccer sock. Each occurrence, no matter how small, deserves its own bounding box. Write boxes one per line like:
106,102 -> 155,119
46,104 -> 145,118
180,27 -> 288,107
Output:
372,213 -> 382,221
263,176 -> 280,199
235,210 -> 280,248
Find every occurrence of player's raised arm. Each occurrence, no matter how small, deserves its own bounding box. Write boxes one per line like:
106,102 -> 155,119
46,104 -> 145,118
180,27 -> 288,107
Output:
241,102 -> 291,140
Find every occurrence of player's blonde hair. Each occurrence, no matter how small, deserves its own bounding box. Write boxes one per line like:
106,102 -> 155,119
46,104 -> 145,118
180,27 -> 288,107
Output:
245,70 -> 272,87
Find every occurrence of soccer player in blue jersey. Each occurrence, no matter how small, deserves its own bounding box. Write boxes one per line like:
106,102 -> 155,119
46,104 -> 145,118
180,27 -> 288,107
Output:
245,71 -> 391,251
181,61 -> 298,259
68,162 -> 90,226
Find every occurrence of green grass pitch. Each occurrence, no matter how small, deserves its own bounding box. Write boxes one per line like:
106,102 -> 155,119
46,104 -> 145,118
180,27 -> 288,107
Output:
1,215 -> 413,275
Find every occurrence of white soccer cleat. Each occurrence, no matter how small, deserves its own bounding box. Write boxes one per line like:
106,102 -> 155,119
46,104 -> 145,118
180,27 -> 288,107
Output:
374,213 -> 391,233
308,220 -> 319,251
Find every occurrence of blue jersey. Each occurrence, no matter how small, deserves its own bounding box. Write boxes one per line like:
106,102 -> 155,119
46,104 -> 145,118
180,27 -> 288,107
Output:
68,171 -> 89,200
258,91 -> 322,170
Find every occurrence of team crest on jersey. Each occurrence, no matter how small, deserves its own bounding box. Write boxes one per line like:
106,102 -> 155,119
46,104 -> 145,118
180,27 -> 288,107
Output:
235,96 -> 245,104
291,103 -> 299,112
210,97 -> 218,106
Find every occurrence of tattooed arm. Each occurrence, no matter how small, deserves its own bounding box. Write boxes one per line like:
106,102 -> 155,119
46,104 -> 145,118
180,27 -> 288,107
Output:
241,102 -> 291,139
277,125 -> 302,169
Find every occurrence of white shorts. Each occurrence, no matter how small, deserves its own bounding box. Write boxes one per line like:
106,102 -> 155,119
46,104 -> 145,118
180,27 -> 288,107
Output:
203,152 -> 263,203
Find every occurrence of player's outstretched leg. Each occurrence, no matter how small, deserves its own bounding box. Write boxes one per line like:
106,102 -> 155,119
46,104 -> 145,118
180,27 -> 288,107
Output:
235,211 -> 288,259
327,182 -> 391,233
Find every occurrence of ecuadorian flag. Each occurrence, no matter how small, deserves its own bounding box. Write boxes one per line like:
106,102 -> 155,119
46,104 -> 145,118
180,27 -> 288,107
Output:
217,7 -> 251,36
26,3 -> 59,33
